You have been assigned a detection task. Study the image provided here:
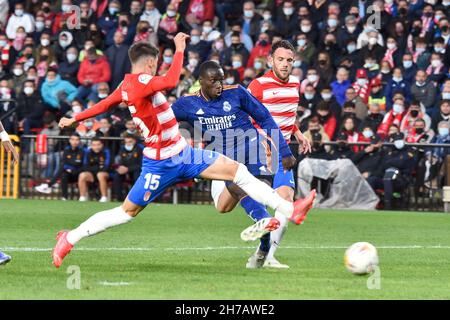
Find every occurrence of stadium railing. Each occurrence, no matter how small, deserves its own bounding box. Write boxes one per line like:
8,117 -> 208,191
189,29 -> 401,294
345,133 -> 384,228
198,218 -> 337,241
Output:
19,134 -> 213,204
0,134 -> 20,199
16,135 -> 450,210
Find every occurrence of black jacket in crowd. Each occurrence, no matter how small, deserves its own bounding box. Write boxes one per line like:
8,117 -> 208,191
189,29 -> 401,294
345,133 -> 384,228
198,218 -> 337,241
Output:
62,145 -> 85,174
82,148 -> 111,173
116,144 -> 143,173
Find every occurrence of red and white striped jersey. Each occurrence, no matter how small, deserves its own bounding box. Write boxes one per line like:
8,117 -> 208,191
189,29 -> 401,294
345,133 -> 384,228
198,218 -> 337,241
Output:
248,70 -> 300,142
74,52 -> 186,160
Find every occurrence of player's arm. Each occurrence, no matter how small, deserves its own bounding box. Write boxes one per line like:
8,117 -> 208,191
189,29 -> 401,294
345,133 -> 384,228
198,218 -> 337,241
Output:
0,120 -> 19,164
293,124 -> 312,154
136,33 -> 189,97
240,86 -> 295,169
59,85 -> 123,128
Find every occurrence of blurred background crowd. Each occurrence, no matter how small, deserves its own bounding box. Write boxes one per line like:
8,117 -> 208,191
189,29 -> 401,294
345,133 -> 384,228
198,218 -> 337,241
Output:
0,0 -> 449,207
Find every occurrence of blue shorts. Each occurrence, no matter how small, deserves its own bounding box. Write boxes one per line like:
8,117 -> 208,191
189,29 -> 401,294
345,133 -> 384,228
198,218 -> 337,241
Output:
273,156 -> 295,189
128,146 -> 219,206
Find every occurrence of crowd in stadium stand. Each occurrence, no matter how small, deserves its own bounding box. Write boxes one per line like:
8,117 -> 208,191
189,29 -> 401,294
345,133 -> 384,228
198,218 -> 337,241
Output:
0,0 -> 449,205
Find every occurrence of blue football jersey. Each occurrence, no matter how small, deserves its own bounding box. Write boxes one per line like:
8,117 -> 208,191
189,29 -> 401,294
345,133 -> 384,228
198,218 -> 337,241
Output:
172,85 -> 292,167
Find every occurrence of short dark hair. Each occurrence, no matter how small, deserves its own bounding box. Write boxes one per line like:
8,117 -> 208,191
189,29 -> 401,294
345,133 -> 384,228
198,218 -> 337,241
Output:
271,40 -> 295,56
70,133 -> 81,139
199,60 -> 221,78
128,42 -> 159,65
91,137 -> 103,144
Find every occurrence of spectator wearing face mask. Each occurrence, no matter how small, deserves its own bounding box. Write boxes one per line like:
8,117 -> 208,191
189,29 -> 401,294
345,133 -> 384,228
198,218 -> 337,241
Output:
275,1 -> 297,39
352,134 -> 383,180
17,80 -> 45,136
295,33 -> 316,66
405,117 -> 433,143
54,31 -> 74,63
112,134 -> 143,201
186,28 -> 211,62
338,115 -> 363,152
337,15 -> 361,49
89,82 -> 110,106
410,70 -> 437,115
5,3 -> 35,40
300,68 -> 321,94
431,100 -> 450,131
359,102 -> 384,132
247,33 -> 270,69
368,132 -> 418,210
105,32 -> 131,90
52,0 -> 75,35
157,3 -> 180,49
241,1 -> 262,44
328,132 -> 355,160
224,21 -> 254,52
140,1 -> 161,33
315,101 -> 337,141
424,121 -> 450,185
377,98 -> 407,139
222,32 -> 249,67
384,68 -> 412,109
0,33 -> 17,71
9,62 -> 26,96
330,67 -> 352,107
401,53 -> 418,84
77,47 -> 111,101
59,46 -> 80,86
426,52 -> 447,85
97,0 -> 121,47
41,68 -> 78,111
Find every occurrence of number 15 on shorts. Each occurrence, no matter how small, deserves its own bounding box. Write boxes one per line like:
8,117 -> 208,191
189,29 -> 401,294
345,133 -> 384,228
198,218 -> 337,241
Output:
144,173 -> 161,190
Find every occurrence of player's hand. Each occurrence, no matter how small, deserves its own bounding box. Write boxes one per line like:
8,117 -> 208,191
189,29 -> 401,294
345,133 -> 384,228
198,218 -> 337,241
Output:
281,155 -> 296,171
173,32 -> 190,52
116,166 -> 129,174
297,134 -> 312,154
2,140 -> 19,164
59,117 -> 76,128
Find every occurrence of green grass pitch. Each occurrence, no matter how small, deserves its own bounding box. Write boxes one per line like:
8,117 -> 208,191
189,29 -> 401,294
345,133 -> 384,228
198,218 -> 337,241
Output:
0,199 -> 450,299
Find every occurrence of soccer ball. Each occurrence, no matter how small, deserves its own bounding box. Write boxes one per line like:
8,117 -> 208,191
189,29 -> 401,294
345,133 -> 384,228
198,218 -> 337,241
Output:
344,242 -> 379,275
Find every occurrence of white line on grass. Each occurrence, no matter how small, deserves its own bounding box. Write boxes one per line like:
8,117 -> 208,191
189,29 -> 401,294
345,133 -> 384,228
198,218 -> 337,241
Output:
2,245 -> 450,252
98,281 -> 133,286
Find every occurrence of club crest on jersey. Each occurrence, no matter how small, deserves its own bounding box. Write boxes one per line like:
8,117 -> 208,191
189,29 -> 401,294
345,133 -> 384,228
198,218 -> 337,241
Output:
223,101 -> 232,112
143,191 -> 151,202
138,74 -> 152,84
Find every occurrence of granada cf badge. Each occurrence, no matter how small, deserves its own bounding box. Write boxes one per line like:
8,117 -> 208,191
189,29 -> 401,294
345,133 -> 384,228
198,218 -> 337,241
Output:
143,191 -> 151,202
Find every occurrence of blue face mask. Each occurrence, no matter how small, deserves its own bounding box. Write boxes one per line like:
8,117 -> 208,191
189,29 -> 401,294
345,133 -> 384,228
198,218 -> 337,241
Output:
109,7 -> 119,15
439,127 -> 449,136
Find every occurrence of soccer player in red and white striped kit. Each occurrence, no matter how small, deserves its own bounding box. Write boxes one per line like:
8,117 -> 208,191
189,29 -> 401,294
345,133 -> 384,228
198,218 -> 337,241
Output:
248,40 -> 312,269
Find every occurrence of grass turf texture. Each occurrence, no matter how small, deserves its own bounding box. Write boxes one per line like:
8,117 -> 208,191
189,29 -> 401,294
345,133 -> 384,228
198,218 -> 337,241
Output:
0,199 -> 449,299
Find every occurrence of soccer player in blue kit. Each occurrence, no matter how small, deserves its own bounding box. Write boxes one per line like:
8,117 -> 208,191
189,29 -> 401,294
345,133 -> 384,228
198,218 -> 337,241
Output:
172,61 -> 316,268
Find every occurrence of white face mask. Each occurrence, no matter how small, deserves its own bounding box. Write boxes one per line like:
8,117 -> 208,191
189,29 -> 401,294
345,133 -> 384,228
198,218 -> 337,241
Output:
23,87 -> 34,95
15,9 -> 24,16
41,39 -> 50,46
363,130 -> 373,138
393,103 -> 404,114
283,7 -> 294,16
254,61 -> 262,70
393,76 -> 403,82
304,93 -> 314,100
431,59 -> 442,68
368,37 -> 378,45
293,60 -> 301,68
387,43 -> 396,50
307,74 -> 318,82
67,53 -> 77,63
0,40 -> 6,47
98,93 -> 108,99
347,26 -> 356,33
443,93 -> 450,100
190,36 -> 200,45
297,39 -> 306,47
36,21 -> 45,31
60,40 -> 71,48
327,19 -> 338,28
125,144 -> 134,151
321,93 -> 332,100
189,58 -> 199,67
163,56 -> 173,64
72,105 -> 82,114
403,60 -> 413,69
167,10 -> 176,17
357,78 -> 367,86
244,10 -> 254,18
439,127 -> 449,136
62,4 -> 71,13
347,44 -> 356,53
225,77 -> 234,84
203,26 -> 212,34
232,60 -> 242,69
394,140 -> 405,149
263,14 -> 271,21
301,25 -> 311,33
13,68 -> 23,76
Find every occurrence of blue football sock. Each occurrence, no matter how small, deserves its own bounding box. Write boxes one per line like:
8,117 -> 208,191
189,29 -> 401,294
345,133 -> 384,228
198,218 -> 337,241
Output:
240,196 -> 272,252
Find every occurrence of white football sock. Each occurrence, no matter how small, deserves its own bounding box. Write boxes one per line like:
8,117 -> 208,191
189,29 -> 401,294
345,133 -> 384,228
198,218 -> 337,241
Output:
233,164 -> 293,217
66,206 -> 133,245
266,211 -> 288,260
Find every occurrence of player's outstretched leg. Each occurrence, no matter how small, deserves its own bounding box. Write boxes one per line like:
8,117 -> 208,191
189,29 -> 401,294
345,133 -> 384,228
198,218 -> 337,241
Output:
0,251 -> 11,266
52,198 -> 142,268
201,156 -> 316,222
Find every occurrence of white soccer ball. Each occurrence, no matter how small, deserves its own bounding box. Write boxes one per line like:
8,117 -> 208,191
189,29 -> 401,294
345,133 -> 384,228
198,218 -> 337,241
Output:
344,242 -> 379,275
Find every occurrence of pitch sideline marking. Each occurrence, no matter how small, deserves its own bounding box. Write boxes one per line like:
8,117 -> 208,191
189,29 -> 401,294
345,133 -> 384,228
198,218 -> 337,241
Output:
2,245 -> 450,252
